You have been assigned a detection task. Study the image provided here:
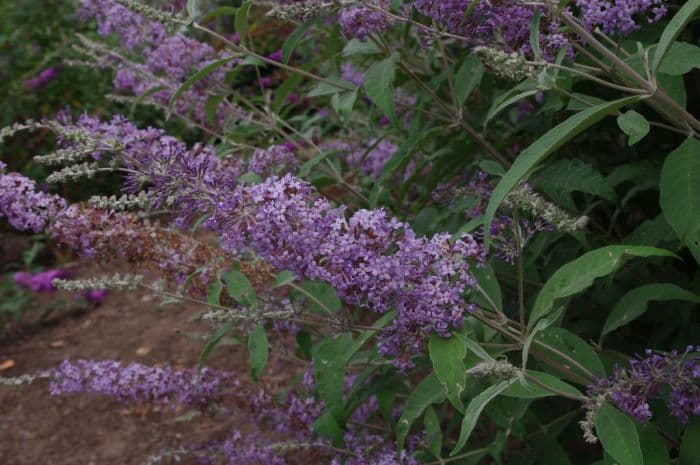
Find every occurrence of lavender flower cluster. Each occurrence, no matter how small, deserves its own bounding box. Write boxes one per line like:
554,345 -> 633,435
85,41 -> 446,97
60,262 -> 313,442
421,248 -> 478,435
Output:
202,174 -> 484,368
0,169 -> 67,233
334,0 -> 667,61
49,359 -> 238,408
575,0 -> 667,36
339,1 -> 394,41
78,0 -> 235,129
586,348 -> 700,424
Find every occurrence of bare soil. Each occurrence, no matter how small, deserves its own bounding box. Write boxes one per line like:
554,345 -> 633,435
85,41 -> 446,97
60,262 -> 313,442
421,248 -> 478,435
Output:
0,280 -> 284,465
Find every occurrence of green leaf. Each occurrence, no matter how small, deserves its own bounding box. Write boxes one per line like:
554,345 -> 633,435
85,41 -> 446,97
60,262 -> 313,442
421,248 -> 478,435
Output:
502,370 -> 582,399
528,245 -> 675,329
313,334 -> 353,418
680,420 -> 700,465
331,89 -> 358,124
651,0 -> 700,74
298,150 -> 334,177
594,403 -> 644,465
223,270 -> 257,307
566,93 -> 606,111
198,320 -> 234,369
472,264 -> 502,312
272,270 -> 296,289
484,96 -> 640,247
423,406 -> 442,458
485,88 -> 539,126
450,379 -> 514,455
659,73 -> 687,108
636,423 -> 670,465
282,20 -> 312,64
297,280 -> 341,315
198,6 -> 239,24
248,324 -> 268,381
313,410 -> 344,445
617,110 -> 650,146
533,159 -> 617,209
397,373 -> 446,450
478,159 -> 505,176
455,55 -> 484,105
601,283 -> 700,339
522,306 -> 563,372
186,0 -> 198,19
624,215 -> 675,247
537,327 -> 606,380
429,333 -> 467,412
167,55 -> 237,117
238,172 -> 262,185
657,42 -> 700,75
363,53 -> 398,122
308,79 -> 351,97
206,279 -> 223,308
529,9 -> 542,61
660,138 -> 700,261
234,0 -> 252,40
342,39 -> 381,56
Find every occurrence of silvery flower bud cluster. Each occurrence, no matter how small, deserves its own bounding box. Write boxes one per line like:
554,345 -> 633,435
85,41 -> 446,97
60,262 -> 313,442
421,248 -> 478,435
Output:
505,183 -> 589,232
474,46 -> 536,82
53,273 -> 144,292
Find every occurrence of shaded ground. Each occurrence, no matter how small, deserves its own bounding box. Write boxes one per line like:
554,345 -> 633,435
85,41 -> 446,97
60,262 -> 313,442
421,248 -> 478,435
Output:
0,282 -> 277,465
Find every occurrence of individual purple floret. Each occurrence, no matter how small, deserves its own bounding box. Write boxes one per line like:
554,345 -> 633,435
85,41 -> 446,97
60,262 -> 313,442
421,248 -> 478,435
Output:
13,269 -> 73,292
0,171 -> 67,233
49,359 -> 239,408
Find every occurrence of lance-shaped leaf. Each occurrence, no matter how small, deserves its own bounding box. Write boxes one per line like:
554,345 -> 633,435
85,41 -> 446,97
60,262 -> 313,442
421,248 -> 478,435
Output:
396,373 -> 445,450
450,379 -> 515,455
248,324 -> 268,381
363,52 -> 398,122
601,283 -> 700,340
651,0 -> 700,74
660,137 -> 700,262
528,245 -> 675,330
429,333 -> 467,412
594,403 -> 644,465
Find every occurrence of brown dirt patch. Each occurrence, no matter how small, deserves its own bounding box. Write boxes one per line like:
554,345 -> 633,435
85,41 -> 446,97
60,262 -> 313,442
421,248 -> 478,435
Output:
0,283 -> 294,465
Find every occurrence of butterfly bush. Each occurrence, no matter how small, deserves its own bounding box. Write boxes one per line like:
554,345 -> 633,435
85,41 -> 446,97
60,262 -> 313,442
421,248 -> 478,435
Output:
4,0 -> 700,464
